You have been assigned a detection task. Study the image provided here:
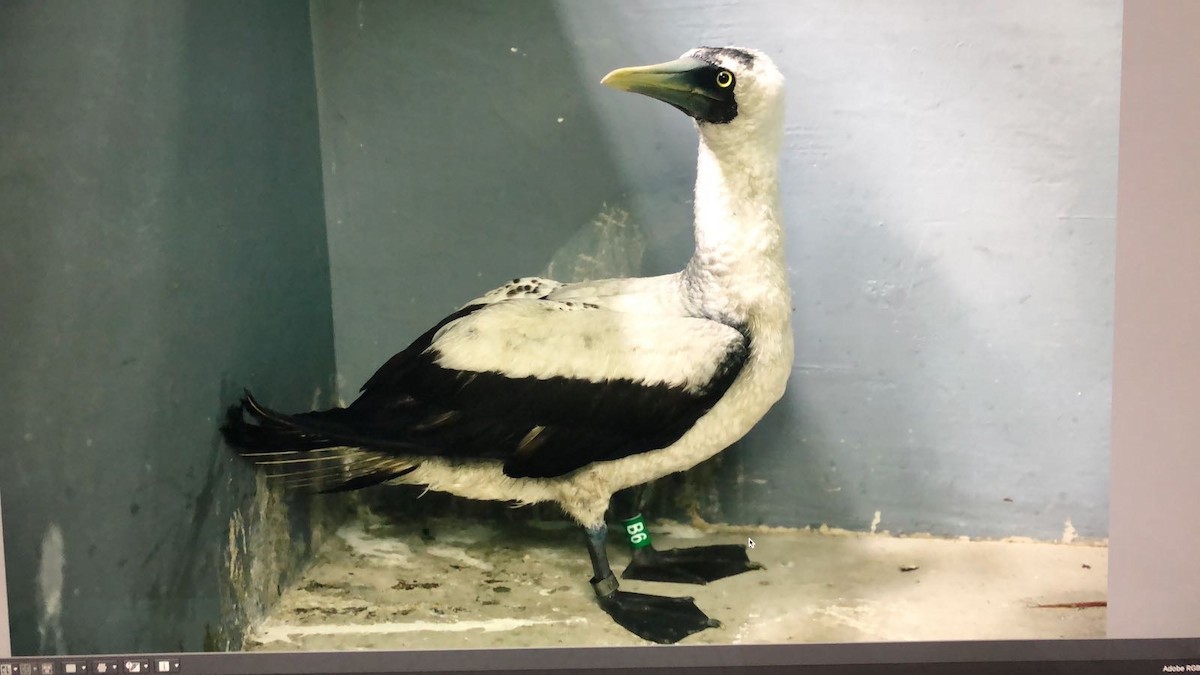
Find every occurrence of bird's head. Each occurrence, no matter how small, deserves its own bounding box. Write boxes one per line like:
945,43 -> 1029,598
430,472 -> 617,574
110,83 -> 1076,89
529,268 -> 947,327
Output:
601,46 -> 784,148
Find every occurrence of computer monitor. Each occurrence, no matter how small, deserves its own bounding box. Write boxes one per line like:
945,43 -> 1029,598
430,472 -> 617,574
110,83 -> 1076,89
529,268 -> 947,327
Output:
2,1 -> 1197,673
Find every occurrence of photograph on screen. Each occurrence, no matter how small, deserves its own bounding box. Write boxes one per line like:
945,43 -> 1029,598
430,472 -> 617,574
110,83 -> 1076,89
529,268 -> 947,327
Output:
0,0 -> 1121,658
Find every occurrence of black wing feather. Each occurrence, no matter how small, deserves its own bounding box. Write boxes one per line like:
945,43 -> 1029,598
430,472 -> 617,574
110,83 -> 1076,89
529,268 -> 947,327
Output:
342,336 -> 749,479
224,301 -> 750,482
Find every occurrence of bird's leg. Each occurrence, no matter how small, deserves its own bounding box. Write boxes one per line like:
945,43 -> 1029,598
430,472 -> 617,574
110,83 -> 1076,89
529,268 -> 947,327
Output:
582,523 -> 718,644
584,524 -> 620,598
614,484 -> 764,585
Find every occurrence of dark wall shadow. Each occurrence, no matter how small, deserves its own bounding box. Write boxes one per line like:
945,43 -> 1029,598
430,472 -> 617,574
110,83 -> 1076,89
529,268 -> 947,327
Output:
0,1 -> 337,655
310,0 -> 638,400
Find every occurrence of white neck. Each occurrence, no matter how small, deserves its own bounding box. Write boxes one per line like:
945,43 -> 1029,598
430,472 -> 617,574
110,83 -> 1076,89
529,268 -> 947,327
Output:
682,130 -> 789,329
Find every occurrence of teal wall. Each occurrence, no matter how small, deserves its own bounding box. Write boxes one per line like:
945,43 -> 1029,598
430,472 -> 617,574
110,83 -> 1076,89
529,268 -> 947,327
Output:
0,1 -> 336,656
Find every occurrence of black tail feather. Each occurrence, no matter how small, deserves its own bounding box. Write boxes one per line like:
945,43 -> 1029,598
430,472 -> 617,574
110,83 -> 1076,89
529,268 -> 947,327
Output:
221,391 -> 343,455
220,390 -> 421,493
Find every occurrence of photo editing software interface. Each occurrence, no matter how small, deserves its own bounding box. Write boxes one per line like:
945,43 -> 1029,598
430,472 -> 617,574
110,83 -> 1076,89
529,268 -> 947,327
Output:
2,1 -> 1199,674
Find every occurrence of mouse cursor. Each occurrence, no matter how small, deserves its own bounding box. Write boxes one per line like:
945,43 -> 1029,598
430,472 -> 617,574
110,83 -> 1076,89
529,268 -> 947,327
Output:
747,537 -> 756,549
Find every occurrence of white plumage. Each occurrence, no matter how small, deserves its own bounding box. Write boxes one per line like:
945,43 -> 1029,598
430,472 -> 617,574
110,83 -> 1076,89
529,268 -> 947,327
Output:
430,297 -> 745,394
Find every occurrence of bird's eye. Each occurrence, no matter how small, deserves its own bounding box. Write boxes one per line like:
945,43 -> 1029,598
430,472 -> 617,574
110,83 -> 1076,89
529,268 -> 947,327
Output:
716,70 -> 734,88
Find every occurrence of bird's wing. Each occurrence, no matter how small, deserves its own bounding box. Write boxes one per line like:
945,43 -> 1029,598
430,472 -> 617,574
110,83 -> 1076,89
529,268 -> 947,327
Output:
342,297 -> 749,478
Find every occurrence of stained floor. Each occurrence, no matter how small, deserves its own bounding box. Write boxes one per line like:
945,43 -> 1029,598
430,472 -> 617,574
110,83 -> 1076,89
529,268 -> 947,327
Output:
243,515 -> 1107,651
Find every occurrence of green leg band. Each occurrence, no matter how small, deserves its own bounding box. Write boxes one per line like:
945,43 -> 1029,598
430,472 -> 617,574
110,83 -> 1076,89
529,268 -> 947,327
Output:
621,513 -> 653,550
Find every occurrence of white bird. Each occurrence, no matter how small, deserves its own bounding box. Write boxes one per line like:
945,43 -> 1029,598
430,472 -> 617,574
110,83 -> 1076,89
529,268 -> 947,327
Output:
223,46 -> 792,644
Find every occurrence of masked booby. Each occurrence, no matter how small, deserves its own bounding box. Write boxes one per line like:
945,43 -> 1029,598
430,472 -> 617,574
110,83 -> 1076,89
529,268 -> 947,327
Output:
222,46 -> 792,644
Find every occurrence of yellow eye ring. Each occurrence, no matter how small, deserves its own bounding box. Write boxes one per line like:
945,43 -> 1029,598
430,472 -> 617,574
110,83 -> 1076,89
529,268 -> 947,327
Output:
716,70 -> 734,88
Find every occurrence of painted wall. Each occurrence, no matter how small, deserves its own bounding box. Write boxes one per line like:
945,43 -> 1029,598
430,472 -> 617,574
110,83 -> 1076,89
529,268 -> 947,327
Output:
313,0 -> 1120,540
0,2 -> 337,655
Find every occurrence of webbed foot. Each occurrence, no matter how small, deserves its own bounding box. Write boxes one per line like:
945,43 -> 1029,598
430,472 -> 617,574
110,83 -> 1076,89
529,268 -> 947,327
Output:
592,574 -> 719,644
622,544 -> 764,584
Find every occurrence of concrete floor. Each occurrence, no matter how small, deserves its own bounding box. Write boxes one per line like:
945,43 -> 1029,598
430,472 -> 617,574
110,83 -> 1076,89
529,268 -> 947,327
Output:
244,515 -> 1107,651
